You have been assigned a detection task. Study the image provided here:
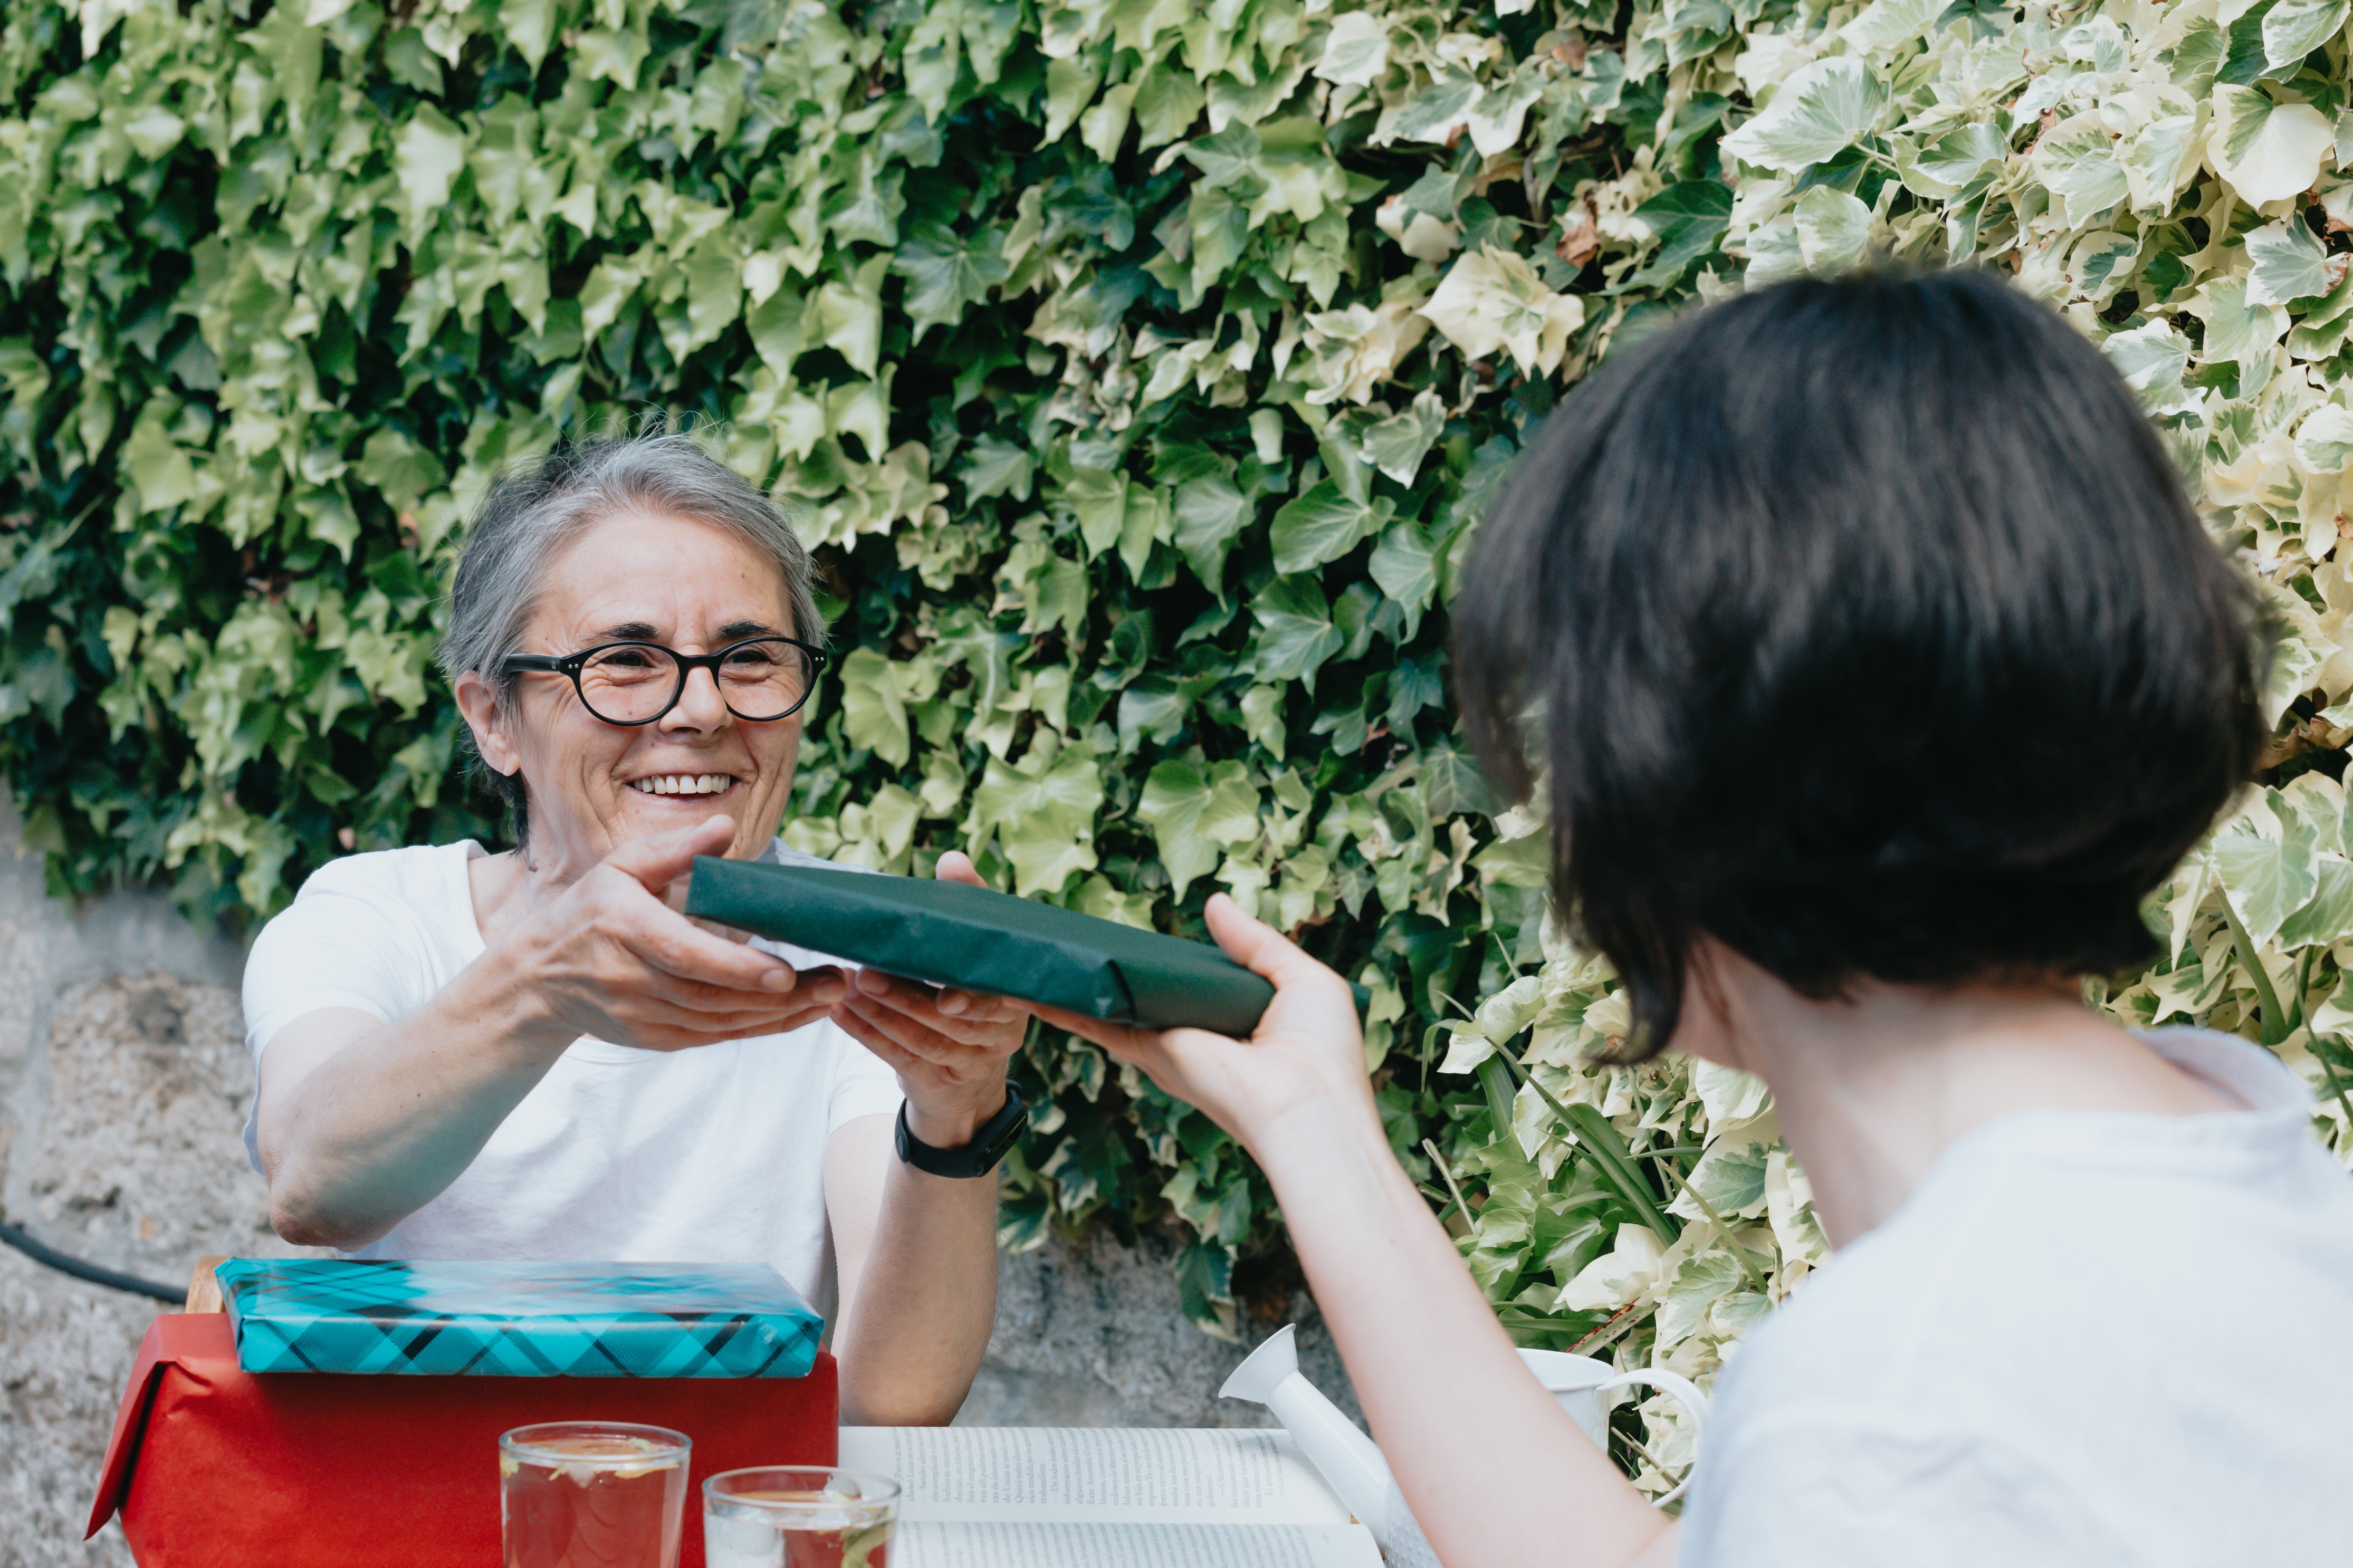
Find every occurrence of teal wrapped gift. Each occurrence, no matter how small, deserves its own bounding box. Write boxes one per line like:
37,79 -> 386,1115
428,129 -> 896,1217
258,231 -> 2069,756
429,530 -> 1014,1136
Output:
214,1258 -> 824,1378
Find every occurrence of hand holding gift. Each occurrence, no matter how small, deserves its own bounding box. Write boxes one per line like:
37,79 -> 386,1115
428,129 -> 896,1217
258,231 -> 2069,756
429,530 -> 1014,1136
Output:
822,851 -> 1028,1147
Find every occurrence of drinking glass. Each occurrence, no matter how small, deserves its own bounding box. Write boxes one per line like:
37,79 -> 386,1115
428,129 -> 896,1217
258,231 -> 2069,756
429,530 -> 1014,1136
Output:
500,1421 -> 692,1568
703,1466 -> 899,1568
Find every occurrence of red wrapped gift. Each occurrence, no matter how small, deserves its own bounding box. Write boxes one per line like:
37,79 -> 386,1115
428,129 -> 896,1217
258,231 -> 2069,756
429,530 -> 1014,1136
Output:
88,1314 -> 837,1567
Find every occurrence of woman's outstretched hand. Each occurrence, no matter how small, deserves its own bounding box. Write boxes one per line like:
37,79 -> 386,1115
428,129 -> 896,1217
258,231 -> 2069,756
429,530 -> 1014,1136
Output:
1037,898 -> 1676,1568
827,850 -> 1028,1146
518,813 -> 847,1052
1025,893 -> 1374,1154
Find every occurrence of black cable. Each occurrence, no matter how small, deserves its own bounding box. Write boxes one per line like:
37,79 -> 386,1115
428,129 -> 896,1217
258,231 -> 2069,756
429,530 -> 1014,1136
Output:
0,1219 -> 186,1303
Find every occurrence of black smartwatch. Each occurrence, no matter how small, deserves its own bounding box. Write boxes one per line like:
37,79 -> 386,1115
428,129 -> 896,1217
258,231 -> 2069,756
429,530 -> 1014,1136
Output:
895,1084 -> 1028,1178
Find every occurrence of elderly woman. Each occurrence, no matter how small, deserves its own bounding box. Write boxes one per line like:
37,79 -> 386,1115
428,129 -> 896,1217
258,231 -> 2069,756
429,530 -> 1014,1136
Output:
241,434 -> 1021,1424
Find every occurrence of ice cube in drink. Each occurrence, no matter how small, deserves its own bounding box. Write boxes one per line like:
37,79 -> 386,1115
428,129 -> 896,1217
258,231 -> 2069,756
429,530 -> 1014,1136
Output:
705,1492 -> 891,1568
704,1469 -> 897,1568
501,1425 -> 691,1568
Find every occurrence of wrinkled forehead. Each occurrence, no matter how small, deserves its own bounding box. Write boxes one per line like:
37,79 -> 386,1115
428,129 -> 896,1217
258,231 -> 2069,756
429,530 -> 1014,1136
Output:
532,508 -> 796,646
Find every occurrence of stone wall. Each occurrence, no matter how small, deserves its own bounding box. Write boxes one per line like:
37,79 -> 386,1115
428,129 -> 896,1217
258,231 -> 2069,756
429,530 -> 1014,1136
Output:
0,804 -> 1357,1567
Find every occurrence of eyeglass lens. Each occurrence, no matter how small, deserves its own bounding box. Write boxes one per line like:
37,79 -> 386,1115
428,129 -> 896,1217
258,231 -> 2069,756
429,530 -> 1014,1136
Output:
577,641 -> 812,724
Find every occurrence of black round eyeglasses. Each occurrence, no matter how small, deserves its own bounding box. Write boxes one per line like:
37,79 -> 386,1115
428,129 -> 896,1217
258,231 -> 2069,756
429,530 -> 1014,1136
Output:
501,637 -> 827,727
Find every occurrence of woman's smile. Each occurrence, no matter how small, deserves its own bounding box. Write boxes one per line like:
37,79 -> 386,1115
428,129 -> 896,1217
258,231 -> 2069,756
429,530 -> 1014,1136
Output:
626,772 -> 742,797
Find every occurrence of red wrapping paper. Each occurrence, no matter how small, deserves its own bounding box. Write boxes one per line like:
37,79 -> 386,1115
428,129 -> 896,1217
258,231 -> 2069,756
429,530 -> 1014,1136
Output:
89,1314 -> 838,1567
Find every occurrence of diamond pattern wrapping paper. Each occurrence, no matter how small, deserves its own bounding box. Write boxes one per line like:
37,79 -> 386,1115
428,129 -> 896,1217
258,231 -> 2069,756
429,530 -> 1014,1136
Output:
214,1258 -> 824,1377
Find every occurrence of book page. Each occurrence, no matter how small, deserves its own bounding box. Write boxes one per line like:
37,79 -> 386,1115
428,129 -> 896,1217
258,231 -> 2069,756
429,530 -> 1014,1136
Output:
836,1427 -> 1357,1526
893,1521 -> 1383,1568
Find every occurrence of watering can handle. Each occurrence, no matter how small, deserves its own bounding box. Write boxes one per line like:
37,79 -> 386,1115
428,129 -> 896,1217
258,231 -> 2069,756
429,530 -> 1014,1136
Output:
1591,1368 -> 1710,1508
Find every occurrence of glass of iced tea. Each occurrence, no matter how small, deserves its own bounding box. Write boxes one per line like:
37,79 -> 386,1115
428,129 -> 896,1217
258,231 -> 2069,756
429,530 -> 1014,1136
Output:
703,1467 -> 898,1568
500,1421 -> 692,1568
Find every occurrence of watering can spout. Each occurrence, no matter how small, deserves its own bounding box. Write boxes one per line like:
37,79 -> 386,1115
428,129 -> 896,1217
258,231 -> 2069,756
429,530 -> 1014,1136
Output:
1221,1326 -> 1442,1568
1218,1320 -> 1301,1404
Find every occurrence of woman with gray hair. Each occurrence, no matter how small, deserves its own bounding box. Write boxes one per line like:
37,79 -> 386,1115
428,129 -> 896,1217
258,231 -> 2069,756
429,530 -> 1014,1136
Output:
238,432 -> 1019,1423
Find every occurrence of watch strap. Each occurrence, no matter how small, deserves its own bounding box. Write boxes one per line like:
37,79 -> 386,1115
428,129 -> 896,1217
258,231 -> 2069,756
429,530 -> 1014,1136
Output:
895,1084 -> 1028,1178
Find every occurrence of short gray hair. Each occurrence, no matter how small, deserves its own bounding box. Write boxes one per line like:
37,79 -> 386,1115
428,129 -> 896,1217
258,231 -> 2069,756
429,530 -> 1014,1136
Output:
437,431 -> 825,843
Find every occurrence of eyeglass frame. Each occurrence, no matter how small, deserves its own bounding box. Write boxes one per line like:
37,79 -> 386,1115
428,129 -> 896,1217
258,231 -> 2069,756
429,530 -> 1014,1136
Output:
499,635 -> 829,727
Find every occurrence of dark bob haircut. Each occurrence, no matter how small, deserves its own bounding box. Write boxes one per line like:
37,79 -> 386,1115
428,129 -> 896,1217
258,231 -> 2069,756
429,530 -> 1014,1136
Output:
1454,270 -> 2266,1061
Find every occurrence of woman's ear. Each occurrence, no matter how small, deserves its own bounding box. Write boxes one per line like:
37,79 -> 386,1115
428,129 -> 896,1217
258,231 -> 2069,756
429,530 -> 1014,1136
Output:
453,671 -> 523,778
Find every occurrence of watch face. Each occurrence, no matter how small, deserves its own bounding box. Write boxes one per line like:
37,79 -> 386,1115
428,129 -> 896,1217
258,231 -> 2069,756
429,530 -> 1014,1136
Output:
985,1111 -> 1028,1163
897,1090 -> 1027,1176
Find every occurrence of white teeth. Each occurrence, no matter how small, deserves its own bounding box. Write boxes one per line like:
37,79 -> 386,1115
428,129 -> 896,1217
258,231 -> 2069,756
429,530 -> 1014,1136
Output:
631,775 -> 734,796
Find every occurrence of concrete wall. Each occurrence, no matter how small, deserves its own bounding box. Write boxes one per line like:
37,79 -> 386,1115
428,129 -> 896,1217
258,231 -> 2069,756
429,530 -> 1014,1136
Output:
0,803 -> 1357,1566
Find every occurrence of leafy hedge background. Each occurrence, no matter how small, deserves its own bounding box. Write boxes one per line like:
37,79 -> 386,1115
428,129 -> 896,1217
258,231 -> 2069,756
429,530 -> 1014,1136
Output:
9,0 -> 2353,1499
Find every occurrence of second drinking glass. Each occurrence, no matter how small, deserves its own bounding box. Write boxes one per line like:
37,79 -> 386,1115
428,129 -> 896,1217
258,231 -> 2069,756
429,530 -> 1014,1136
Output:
703,1467 -> 899,1568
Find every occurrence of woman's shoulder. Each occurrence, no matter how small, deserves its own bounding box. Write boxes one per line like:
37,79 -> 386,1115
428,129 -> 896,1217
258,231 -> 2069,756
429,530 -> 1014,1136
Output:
301,841 -> 484,888
251,840 -> 485,972
1690,1142 -> 2353,1561
244,842 -> 489,1036
294,839 -> 485,903
1715,1076 -> 2353,1415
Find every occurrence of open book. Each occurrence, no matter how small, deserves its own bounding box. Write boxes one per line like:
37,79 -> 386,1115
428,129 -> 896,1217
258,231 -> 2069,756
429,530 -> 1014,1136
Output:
836,1426 -> 1384,1567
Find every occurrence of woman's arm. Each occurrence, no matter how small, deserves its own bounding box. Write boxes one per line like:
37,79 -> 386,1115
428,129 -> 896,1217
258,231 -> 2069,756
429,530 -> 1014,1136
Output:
821,1112 -> 1001,1425
258,816 -> 844,1249
817,849 -> 1026,1425
1034,897 -> 1676,1568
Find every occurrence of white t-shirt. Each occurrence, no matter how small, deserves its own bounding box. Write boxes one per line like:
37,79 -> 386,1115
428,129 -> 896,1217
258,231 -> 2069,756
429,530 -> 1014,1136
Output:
240,839 -> 903,1309
1677,1027 -> 2353,1565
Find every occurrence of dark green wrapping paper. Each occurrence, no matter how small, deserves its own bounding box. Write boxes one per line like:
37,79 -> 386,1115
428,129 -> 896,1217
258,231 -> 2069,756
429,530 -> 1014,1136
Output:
686,855 -> 1283,1035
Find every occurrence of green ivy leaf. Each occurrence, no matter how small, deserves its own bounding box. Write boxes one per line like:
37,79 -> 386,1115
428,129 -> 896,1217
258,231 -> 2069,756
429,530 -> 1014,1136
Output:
1357,390 -> 1445,484
2245,216 -> 2333,306
839,647 -> 912,768
1368,521 -> 1441,638
2031,114 -> 2129,227
1250,575 -> 1345,693
2264,0 -> 2348,72
963,435 -> 1036,502
2210,84 -> 2333,206
1793,185 -> 1870,274
1718,57 -> 1887,172
1133,61 -> 1207,150
353,430 -> 448,513
1065,467 -> 1131,560
1173,473 -> 1252,593
893,220 -> 1011,337
2214,792 -> 2323,948
1269,480 -> 1380,574
393,105 -> 469,241
1139,758 -> 1262,897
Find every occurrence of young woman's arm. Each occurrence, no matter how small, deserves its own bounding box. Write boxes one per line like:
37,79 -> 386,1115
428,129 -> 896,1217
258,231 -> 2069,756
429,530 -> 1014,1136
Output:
1036,895 -> 1675,1568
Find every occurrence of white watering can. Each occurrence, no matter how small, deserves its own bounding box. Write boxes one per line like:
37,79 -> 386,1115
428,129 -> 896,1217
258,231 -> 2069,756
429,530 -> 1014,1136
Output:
1219,1326 -> 1711,1565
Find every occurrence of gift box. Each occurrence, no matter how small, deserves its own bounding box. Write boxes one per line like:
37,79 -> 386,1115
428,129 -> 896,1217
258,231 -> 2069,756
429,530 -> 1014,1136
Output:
215,1257 -> 824,1377
89,1265 -> 838,1567
688,853 -> 1294,1034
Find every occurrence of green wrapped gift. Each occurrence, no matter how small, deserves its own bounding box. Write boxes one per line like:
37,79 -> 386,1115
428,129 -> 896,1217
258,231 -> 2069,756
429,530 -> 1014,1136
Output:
686,855 -> 1299,1035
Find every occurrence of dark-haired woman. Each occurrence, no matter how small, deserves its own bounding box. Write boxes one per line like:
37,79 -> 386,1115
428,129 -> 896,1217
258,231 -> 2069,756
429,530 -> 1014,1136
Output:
1035,271 -> 2353,1563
